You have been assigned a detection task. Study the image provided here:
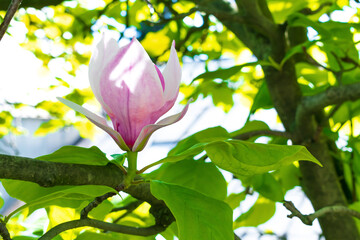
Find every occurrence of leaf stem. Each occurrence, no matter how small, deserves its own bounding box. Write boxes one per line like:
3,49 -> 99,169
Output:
137,158 -> 164,174
123,151 -> 138,188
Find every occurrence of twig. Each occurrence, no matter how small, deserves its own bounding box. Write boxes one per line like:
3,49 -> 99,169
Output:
39,219 -> 166,240
234,233 -> 241,240
233,129 -> 292,140
300,2 -> 332,15
283,200 -> 360,226
145,7 -> 200,25
0,0 -> 23,41
111,200 -> 143,213
111,200 -> 144,223
81,186 -> 124,219
303,47 -> 358,75
0,220 -> 11,240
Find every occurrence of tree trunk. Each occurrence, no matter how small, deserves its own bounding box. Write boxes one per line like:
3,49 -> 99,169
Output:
195,0 -> 360,238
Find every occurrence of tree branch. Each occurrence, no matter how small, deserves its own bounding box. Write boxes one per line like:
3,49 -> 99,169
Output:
0,154 -> 162,206
145,7 -> 200,24
39,219 -> 166,240
0,0 -> 23,41
0,220 -> 11,240
283,200 -> 360,226
0,0 -> 67,11
300,2 -> 332,15
296,82 -> 360,134
81,190 -> 121,219
111,200 -> 144,213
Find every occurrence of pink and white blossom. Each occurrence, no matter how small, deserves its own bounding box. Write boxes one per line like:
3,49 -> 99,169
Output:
58,35 -> 189,152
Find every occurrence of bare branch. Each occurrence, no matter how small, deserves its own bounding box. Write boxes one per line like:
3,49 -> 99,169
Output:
283,200 -> 360,226
39,219 -> 166,240
0,0 -> 23,41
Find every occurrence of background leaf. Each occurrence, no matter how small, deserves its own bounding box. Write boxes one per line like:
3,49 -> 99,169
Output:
2,180 -> 114,217
234,196 -> 276,228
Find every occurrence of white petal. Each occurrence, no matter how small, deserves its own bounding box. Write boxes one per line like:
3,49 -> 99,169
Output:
162,41 -> 182,102
89,33 -> 119,113
57,97 -> 130,151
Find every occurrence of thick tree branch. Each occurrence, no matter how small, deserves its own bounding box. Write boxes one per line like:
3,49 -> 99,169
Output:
0,154 -> 162,206
296,82 -> 360,133
39,219 -> 166,240
0,154 -> 176,236
283,200 -> 360,226
0,220 -> 11,240
0,0 -> 23,41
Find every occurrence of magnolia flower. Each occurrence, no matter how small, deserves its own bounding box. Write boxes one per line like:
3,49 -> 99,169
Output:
58,35 -> 189,152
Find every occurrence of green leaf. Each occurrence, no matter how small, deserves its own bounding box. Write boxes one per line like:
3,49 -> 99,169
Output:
230,120 -> 270,140
249,82 -> 273,114
150,180 -> 233,240
197,81 -> 235,112
205,140 -> 321,176
147,159 -> 227,200
169,126 -> 230,156
12,237 -> 37,240
88,200 -> 113,220
225,192 -> 247,210
248,173 -> 284,202
288,13 -> 331,39
0,192 -> 3,209
149,142 -> 206,168
110,153 -> 126,166
2,180 -> 114,218
150,127 -> 230,168
280,40 -> 316,67
37,145 -> 109,166
234,196 -> 275,228
192,62 -> 266,83
160,222 -> 177,240
274,163 -> 301,192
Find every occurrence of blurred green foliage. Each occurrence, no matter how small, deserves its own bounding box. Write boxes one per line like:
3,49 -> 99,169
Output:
1,0 -> 360,239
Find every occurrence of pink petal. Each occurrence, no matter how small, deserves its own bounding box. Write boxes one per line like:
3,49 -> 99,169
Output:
100,38 -> 166,147
89,33 -> 120,114
57,97 -> 130,151
132,100 -> 191,152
